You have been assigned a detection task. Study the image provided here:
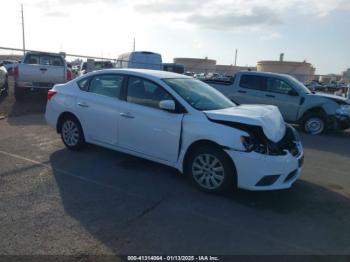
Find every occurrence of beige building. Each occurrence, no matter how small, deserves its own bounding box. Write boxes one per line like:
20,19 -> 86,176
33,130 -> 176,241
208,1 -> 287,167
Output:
257,54 -> 316,82
173,57 -> 255,75
174,57 -> 216,74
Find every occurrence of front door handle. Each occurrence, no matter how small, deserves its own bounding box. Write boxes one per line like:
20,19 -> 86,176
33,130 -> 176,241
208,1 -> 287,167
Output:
265,94 -> 275,98
77,102 -> 89,108
40,68 -> 47,71
120,112 -> 134,119
238,90 -> 247,94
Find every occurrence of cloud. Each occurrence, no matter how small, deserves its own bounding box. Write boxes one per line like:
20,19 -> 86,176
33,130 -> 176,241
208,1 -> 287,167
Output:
187,7 -> 282,30
259,32 -> 282,41
135,0 -> 211,13
44,10 -> 69,18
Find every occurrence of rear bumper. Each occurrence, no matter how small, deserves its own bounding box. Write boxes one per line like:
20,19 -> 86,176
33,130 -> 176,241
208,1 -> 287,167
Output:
16,81 -> 60,89
225,145 -> 303,191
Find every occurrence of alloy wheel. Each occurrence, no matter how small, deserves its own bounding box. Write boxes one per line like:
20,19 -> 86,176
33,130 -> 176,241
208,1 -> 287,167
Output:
192,153 -> 225,190
62,120 -> 80,147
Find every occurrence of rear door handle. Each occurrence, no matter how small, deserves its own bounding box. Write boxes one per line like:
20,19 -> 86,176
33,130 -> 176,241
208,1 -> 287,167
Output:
77,102 -> 89,108
40,68 -> 47,71
238,90 -> 247,94
120,112 -> 134,119
265,94 -> 275,98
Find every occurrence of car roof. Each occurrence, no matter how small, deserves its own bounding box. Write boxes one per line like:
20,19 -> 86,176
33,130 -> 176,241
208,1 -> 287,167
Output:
84,68 -> 192,80
237,71 -> 290,78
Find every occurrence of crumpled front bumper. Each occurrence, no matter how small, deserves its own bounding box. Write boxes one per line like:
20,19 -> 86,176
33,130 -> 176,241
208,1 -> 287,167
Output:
225,143 -> 303,191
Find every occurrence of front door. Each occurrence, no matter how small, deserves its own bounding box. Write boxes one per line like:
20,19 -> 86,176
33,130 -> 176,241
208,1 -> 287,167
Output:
118,76 -> 183,163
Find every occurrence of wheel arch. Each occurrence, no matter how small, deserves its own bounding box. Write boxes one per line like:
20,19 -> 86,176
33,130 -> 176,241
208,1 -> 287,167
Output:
56,111 -> 82,134
182,139 -> 236,174
300,106 -> 327,121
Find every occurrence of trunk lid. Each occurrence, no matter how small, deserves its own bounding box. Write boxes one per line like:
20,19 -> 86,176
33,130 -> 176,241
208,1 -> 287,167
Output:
204,105 -> 286,142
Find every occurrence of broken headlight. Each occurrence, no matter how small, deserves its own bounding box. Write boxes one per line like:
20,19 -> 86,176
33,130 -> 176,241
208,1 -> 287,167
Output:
240,136 -> 268,154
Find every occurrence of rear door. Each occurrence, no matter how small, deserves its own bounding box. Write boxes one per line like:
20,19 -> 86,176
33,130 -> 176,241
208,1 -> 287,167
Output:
75,74 -> 125,145
118,76 -> 183,163
235,74 -> 268,104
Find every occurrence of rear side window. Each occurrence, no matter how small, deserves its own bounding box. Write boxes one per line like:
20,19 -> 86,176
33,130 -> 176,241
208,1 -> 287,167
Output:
77,78 -> 90,91
24,54 -> 39,65
89,74 -> 124,98
239,75 -> 267,91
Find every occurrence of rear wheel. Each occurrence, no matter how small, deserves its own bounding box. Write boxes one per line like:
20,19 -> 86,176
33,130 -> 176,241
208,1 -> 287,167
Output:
301,114 -> 326,135
186,145 -> 236,193
60,116 -> 85,150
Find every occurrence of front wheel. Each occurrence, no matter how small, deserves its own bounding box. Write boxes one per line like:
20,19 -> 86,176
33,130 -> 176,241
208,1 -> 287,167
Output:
186,145 -> 236,193
60,116 -> 85,150
301,114 -> 326,135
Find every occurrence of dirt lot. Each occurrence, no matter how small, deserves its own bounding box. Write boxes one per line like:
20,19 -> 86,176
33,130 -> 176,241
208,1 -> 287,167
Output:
1,79 -> 350,256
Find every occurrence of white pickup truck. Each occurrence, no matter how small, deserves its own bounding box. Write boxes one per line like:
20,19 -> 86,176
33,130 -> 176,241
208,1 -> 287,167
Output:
14,51 -> 73,100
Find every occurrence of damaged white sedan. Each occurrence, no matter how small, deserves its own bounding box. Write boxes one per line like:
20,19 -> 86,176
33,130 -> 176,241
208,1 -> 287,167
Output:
45,69 -> 304,193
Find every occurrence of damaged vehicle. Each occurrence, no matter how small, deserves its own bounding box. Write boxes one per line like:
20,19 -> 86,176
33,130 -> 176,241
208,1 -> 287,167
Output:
45,69 -> 303,193
207,71 -> 350,135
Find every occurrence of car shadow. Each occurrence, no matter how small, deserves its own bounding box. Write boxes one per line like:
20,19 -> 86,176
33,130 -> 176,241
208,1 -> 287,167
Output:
49,147 -> 350,254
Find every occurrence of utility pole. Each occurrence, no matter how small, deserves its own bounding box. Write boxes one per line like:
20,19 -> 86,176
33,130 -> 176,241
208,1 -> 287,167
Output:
21,4 -> 26,55
133,38 -> 135,52
234,49 -> 238,67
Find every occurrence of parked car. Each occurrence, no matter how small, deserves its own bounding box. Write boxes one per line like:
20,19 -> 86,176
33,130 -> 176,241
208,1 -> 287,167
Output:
45,69 -> 303,193
13,51 -> 73,100
0,62 -> 8,96
79,60 -> 114,75
206,71 -> 350,135
163,63 -> 185,74
1,60 -> 17,75
116,51 -> 162,70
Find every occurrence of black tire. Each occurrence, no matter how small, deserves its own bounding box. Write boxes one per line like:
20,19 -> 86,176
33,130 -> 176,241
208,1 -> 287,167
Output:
59,115 -> 85,150
301,113 -> 326,135
185,145 -> 236,193
14,84 -> 25,101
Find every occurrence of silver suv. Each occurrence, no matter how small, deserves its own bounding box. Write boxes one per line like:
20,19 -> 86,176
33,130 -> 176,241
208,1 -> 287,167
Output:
207,71 -> 350,135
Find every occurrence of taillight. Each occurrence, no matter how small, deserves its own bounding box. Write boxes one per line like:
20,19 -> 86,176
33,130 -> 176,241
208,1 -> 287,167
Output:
14,66 -> 19,79
66,69 -> 73,81
47,90 -> 57,101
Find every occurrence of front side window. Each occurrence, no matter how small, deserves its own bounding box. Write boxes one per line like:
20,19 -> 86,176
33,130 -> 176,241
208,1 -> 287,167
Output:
89,75 -> 123,98
163,78 -> 234,111
127,77 -> 172,109
239,75 -> 267,91
267,78 -> 294,95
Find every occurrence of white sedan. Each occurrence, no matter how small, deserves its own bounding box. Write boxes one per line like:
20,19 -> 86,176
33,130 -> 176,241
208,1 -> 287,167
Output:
45,69 -> 304,193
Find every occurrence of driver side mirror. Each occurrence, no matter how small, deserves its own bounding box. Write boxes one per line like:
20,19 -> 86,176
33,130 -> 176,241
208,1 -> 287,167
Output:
159,100 -> 176,112
288,89 -> 298,96
0,62 -> 3,67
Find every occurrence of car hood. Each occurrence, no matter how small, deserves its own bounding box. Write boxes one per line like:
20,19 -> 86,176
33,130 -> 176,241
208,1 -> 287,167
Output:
204,105 -> 286,143
311,92 -> 350,104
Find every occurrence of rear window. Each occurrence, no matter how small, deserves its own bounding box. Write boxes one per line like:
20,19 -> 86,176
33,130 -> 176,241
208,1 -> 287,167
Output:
239,75 -> 267,91
24,54 -> 64,66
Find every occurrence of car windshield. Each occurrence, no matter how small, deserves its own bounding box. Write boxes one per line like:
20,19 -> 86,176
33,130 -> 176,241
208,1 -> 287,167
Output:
285,75 -> 311,94
163,78 -> 235,111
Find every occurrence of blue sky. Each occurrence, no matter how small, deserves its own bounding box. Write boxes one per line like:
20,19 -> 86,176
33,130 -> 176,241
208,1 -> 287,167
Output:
1,0 -> 349,74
